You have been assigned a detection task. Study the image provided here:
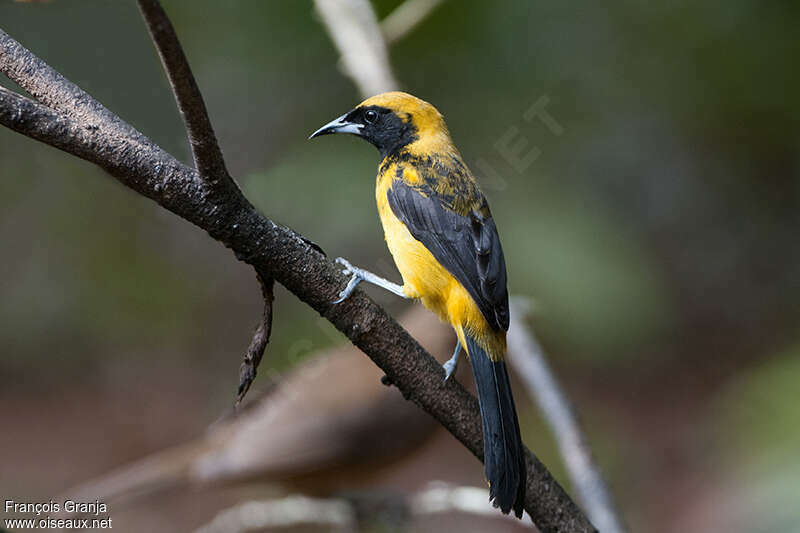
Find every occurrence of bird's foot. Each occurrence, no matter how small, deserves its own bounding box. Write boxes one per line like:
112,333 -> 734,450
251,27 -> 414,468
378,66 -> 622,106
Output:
332,257 -> 365,303
442,358 -> 458,382
442,342 -> 461,382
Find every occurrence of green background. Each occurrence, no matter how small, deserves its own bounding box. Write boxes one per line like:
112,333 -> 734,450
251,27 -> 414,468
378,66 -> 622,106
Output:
1,1 -> 799,532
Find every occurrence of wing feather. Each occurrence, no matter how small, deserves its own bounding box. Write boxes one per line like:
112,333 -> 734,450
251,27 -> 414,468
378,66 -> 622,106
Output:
387,181 -> 509,331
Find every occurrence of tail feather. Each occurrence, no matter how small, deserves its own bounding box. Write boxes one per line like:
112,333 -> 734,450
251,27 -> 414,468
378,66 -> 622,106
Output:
466,334 -> 526,518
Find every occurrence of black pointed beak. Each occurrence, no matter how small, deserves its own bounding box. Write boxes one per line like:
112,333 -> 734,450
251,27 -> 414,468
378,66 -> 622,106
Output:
308,112 -> 363,140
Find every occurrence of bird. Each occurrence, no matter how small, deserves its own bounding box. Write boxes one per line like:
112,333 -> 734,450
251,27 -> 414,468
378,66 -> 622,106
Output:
310,91 -> 526,517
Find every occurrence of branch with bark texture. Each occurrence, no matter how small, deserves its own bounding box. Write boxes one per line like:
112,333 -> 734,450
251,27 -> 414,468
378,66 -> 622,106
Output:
0,6 -> 593,533
135,0 -> 274,400
59,305 -> 448,509
136,0 -> 228,181
237,274 -> 274,405
314,0 -> 625,530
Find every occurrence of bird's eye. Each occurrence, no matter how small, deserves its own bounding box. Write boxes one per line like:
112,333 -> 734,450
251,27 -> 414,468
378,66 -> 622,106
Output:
364,110 -> 378,124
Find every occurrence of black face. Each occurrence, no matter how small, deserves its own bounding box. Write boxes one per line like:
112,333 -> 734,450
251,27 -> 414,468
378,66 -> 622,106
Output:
321,105 -> 418,158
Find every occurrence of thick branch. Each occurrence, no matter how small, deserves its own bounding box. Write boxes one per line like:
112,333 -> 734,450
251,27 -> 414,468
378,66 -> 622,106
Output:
0,27 -> 594,533
136,0 -> 229,181
136,0 -> 271,403
0,29 -> 147,144
0,83 -> 210,214
508,300 -> 628,533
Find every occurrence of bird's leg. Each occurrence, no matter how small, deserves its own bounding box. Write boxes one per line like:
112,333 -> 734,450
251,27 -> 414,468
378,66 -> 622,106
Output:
333,257 -> 407,303
442,341 -> 461,381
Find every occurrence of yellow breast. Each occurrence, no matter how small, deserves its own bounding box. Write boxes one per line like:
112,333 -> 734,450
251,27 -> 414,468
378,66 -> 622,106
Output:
375,164 -> 504,358
376,165 -> 447,303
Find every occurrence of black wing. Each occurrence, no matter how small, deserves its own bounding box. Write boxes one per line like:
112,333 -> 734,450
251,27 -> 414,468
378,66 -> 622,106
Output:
387,181 -> 510,331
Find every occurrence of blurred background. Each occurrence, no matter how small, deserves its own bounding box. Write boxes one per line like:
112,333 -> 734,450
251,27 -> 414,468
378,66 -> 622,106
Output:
1,1 -> 799,532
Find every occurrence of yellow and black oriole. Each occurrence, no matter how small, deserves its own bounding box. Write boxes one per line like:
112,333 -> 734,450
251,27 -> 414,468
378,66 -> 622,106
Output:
310,92 -> 525,517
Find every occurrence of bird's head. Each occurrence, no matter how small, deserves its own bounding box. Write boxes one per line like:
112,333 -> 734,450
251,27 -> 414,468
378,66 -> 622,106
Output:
309,91 -> 452,158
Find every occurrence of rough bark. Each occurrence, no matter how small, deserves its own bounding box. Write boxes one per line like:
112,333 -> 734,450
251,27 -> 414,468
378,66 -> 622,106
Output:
0,19 -> 595,533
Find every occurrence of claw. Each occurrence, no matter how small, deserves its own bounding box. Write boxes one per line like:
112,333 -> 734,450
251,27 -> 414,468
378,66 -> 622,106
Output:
442,342 -> 461,382
331,257 -> 406,303
335,257 -> 353,272
332,267 -> 364,304
442,360 -> 457,381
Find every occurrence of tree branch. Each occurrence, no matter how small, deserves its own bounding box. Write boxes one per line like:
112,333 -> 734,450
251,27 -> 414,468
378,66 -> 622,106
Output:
136,0 -> 229,182
135,0 -> 273,401
381,0 -> 445,44
0,28 -> 148,144
311,1 -> 604,530
236,273 -> 274,405
313,0 -> 399,98
508,299 -> 628,533
0,20 -> 594,533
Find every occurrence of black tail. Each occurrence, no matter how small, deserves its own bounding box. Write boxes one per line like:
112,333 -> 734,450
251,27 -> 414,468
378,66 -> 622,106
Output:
466,334 -> 526,518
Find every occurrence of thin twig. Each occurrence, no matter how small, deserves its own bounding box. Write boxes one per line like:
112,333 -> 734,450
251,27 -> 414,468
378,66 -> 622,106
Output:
136,0 -> 229,181
0,25 -> 594,533
236,274 -> 275,406
381,0 -> 445,44
313,0 -> 399,99
58,305 -> 447,509
508,298 -> 628,533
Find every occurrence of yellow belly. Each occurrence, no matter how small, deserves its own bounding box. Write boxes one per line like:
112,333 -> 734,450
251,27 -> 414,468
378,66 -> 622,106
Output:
376,173 -> 505,359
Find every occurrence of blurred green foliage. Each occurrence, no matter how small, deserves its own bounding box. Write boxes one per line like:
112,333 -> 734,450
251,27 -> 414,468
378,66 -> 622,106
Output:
707,347 -> 800,532
1,1 -> 798,530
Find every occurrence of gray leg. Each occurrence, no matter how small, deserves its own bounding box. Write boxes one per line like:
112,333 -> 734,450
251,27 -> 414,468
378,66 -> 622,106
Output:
333,257 -> 407,303
442,341 -> 461,381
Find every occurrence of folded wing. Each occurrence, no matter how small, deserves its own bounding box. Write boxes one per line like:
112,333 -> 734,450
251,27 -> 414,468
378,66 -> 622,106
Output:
387,181 -> 509,332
